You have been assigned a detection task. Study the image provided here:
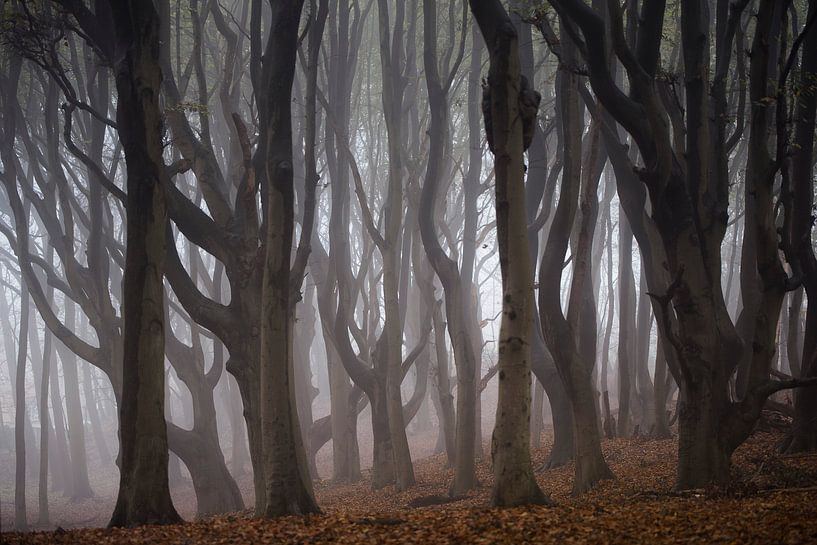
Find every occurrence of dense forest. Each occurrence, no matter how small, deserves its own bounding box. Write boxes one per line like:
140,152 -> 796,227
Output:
1,0 -> 817,542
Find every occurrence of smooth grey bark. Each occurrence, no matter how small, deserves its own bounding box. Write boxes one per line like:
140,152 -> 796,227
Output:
419,0 -> 476,497
469,0 -> 550,507
376,0 -> 416,492
539,20 -> 613,495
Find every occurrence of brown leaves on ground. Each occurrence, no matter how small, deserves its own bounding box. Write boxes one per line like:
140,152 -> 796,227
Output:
5,430 -> 817,544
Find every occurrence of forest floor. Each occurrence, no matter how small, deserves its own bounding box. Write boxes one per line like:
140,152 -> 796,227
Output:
3,427 -> 817,543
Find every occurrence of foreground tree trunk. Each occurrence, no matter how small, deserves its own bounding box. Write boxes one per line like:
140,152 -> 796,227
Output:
108,0 -> 181,527
256,0 -> 319,517
376,0 -> 415,492
469,0 -> 549,507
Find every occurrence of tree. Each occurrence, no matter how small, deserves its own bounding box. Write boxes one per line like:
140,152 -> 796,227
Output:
419,0 -> 478,496
786,0 -> 817,453
538,17 -> 614,493
255,0 -> 320,517
1,44 -> 28,534
105,0 -> 181,526
548,0 -> 817,488
468,0 -> 550,507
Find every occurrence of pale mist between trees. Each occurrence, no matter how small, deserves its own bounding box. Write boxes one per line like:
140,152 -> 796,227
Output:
0,0 -> 816,539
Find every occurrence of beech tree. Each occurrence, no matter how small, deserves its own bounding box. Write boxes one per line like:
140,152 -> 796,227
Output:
468,0 -> 549,507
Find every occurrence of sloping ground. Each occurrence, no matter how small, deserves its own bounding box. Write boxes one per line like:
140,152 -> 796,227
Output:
4,430 -> 817,544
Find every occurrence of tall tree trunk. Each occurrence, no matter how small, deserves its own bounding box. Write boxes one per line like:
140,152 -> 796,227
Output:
255,0 -> 319,517
419,0 -> 476,497
462,24 -> 487,463
430,298 -> 457,463
600,205 -> 616,438
787,0 -> 817,453
539,19 -> 613,495
617,210 -> 635,436
376,0 -> 415,492
469,0 -> 549,507
108,0 -> 181,527
531,382 -> 545,449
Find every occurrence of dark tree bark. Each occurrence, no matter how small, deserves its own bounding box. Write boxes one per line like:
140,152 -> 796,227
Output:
375,0 -> 416,492
1,47 -> 28,533
548,0 -> 810,489
106,0 -> 181,527
538,16 -> 613,495
255,0 -> 319,518
635,273 -> 655,432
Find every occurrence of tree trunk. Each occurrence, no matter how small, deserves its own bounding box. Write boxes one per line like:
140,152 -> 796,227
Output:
294,286 -> 319,478
600,207 -> 616,438
223,375 -> 249,477
538,18 -> 613,495
788,0 -> 817,453
376,0 -> 416,492
38,295 -> 52,526
419,0 -> 478,497
535,354 -> 575,468
16,280 -> 30,530
469,0 -> 549,506
617,210 -> 635,436
634,273 -> 655,432
166,424 -> 245,517
82,362 -> 113,466
255,0 -> 319,517
108,0 -> 181,527
652,336 -> 672,438
59,301 -> 94,498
